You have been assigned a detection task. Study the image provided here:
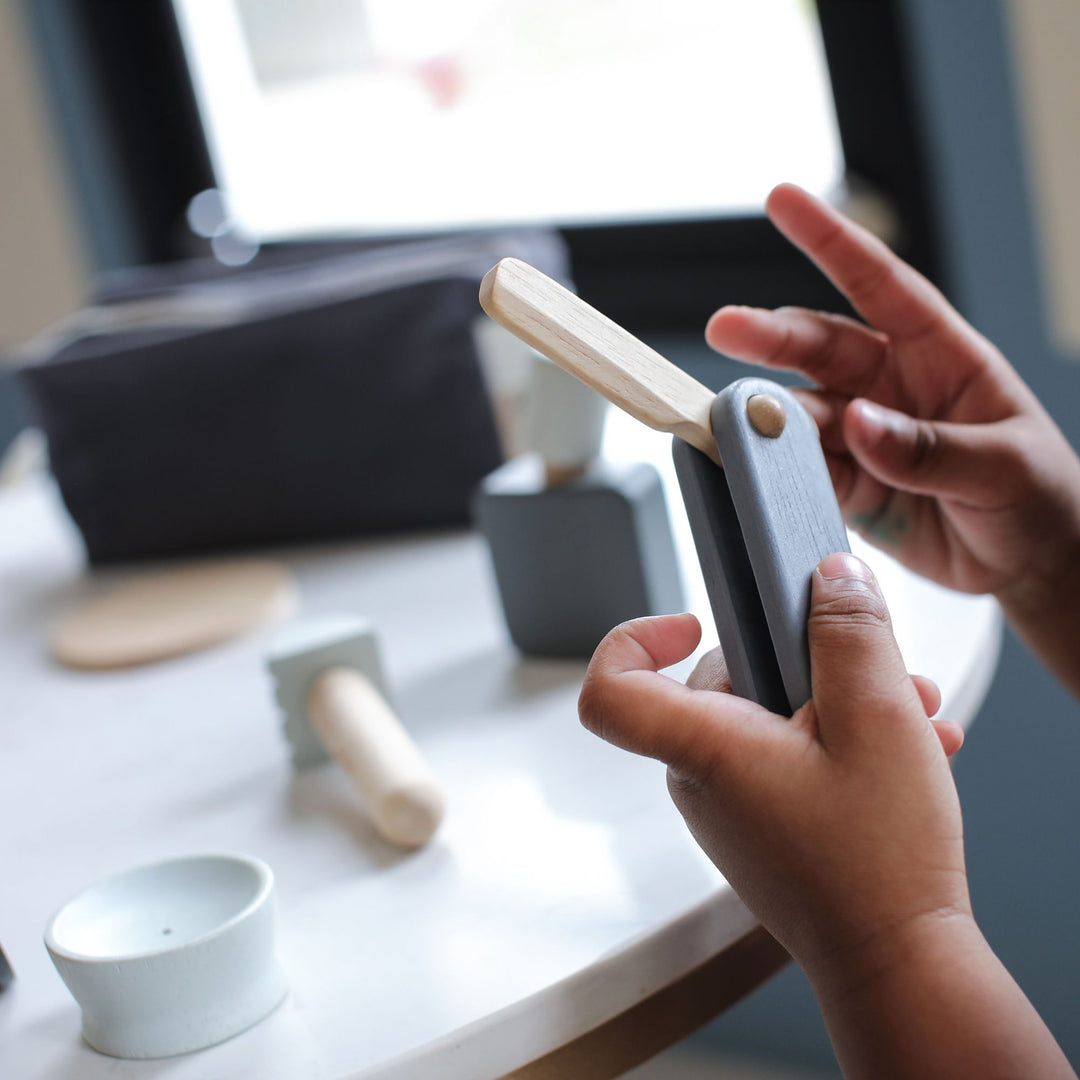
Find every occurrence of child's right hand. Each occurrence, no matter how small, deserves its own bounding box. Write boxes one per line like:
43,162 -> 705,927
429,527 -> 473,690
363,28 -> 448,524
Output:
579,556 -> 1077,1079
580,553 -> 969,983
706,185 -> 1080,693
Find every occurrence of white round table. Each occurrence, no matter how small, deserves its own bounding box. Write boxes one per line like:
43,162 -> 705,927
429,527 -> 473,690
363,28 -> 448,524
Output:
0,413 -> 1001,1079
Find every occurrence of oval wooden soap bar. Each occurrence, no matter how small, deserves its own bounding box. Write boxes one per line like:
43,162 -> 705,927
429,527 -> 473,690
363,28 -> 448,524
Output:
52,559 -> 297,670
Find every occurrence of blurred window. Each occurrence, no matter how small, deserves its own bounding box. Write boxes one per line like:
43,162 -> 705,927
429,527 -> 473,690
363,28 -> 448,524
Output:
172,0 -> 844,240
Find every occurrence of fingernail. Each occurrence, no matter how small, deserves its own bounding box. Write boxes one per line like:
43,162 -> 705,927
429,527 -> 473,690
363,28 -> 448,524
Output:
855,400 -> 887,425
735,306 -> 774,328
851,399 -> 907,446
817,552 -> 876,584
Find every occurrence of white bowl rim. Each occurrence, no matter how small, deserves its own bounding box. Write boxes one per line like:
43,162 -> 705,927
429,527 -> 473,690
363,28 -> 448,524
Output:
43,851 -> 274,965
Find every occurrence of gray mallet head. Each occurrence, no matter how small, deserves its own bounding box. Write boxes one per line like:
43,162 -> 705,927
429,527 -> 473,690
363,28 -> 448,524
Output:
267,614 -> 389,768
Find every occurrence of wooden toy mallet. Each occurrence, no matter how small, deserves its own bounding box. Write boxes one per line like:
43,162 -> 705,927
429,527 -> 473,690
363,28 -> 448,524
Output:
267,615 -> 445,848
480,258 -> 850,715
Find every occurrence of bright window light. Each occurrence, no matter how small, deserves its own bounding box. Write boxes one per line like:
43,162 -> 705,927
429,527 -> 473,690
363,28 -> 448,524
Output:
173,0 -> 844,240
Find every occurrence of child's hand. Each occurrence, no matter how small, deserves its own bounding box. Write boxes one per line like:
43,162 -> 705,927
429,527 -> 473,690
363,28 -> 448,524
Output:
580,556 -> 1076,1079
705,185 -> 1080,644
579,552 -> 968,980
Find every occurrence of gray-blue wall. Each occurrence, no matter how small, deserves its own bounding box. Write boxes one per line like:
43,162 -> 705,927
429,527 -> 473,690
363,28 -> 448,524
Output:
0,375 -> 27,453
696,0 -> 1080,1070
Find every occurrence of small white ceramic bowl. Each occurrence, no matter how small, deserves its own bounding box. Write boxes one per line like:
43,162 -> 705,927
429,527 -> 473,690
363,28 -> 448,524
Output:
44,853 -> 287,1059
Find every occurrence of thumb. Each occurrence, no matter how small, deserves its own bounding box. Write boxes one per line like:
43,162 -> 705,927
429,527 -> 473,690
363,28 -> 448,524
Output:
844,398 -> 1018,502
578,613 -> 776,774
806,552 -> 923,749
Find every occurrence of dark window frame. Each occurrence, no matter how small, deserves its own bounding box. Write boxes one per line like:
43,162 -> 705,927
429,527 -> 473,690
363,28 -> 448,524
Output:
23,0 -> 942,335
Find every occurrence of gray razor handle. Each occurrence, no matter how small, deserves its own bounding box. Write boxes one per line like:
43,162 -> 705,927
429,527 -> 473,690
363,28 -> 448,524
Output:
674,377 -> 850,714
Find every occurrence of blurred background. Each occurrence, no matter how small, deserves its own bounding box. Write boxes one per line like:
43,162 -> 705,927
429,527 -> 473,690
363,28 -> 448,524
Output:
1,0 -> 1077,1074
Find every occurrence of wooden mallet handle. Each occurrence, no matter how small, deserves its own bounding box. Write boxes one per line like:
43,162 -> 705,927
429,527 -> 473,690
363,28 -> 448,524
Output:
305,668 -> 445,848
479,257 -> 720,465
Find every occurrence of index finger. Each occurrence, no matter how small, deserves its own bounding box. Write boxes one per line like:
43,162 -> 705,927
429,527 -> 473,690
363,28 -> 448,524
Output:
766,184 -> 959,343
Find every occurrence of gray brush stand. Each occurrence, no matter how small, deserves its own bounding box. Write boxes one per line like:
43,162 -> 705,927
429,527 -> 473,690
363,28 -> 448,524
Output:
475,357 -> 684,658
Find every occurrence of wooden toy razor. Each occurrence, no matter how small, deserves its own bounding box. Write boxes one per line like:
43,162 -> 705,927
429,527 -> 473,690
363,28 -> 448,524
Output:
480,258 -> 850,715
